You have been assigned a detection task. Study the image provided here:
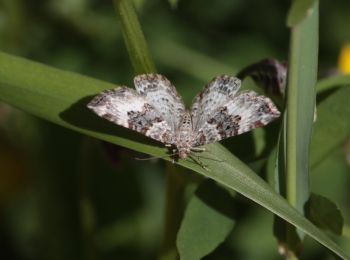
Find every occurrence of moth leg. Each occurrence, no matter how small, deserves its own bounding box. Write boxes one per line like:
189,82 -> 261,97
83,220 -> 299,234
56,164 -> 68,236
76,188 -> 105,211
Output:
190,147 -> 206,152
188,154 -> 210,171
170,148 -> 178,164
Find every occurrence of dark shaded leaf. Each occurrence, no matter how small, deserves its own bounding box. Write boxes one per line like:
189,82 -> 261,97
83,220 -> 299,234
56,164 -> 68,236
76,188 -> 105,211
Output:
305,194 -> 344,236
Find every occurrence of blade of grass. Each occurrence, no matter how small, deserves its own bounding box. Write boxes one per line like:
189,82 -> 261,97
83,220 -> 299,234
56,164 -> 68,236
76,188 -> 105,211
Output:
113,0 -> 156,74
316,74 -> 350,92
0,51 -> 348,259
277,0 -> 319,256
286,0 -> 318,218
287,0 -> 317,27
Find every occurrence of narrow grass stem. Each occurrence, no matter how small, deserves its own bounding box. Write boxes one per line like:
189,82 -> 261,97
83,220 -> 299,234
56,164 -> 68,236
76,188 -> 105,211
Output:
284,0 -> 319,257
160,164 -> 191,260
113,0 -> 156,74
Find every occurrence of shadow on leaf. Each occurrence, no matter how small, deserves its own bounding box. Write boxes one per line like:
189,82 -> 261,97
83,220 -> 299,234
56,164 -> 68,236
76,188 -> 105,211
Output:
59,95 -> 165,148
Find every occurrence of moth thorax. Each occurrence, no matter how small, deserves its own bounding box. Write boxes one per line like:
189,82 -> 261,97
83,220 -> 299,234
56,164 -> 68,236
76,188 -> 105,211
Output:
176,112 -> 194,159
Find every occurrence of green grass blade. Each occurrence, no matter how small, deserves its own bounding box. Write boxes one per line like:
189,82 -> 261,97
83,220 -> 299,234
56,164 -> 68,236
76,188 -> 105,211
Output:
113,0 -> 156,74
287,0 -> 318,26
0,51 -> 348,259
316,74 -> 350,92
286,0 -> 318,217
275,1 -> 319,255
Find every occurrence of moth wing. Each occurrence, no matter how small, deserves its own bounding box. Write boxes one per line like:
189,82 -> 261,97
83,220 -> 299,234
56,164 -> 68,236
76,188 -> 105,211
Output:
134,74 -> 186,131
87,87 -> 175,144
193,90 -> 280,146
191,75 -> 241,130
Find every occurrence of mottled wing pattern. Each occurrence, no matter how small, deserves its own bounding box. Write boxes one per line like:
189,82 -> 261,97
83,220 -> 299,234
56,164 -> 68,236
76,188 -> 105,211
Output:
193,90 -> 280,146
191,75 -> 241,130
87,87 -> 174,144
134,74 -> 186,131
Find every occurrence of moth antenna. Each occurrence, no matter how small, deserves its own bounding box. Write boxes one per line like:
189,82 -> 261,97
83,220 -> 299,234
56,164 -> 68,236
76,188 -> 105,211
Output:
134,152 -> 179,161
134,156 -> 161,161
188,154 -> 210,171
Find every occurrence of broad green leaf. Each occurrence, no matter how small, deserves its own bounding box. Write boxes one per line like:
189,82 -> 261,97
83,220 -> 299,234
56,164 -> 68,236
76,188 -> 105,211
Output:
311,86 -> 350,167
177,181 -> 235,260
287,0 -> 318,27
0,51 -> 348,259
305,194 -> 344,235
316,74 -> 350,93
113,0 -> 156,74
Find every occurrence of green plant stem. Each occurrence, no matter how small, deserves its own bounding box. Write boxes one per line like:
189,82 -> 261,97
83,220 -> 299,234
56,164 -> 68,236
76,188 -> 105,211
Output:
113,0 -> 156,74
287,0 -> 319,215
160,164 -> 191,260
285,0 -> 319,256
78,137 -> 96,260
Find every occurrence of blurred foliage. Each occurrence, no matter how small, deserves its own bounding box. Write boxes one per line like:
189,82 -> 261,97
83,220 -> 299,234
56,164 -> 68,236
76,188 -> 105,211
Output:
0,0 -> 349,259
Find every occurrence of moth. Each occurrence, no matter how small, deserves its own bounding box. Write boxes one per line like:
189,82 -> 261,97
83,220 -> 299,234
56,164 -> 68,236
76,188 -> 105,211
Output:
87,74 -> 280,160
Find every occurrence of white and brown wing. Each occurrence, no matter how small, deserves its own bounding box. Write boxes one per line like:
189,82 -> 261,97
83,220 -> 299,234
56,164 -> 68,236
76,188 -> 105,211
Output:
192,88 -> 280,146
134,74 -> 186,132
191,75 -> 241,131
87,87 -> 175,144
